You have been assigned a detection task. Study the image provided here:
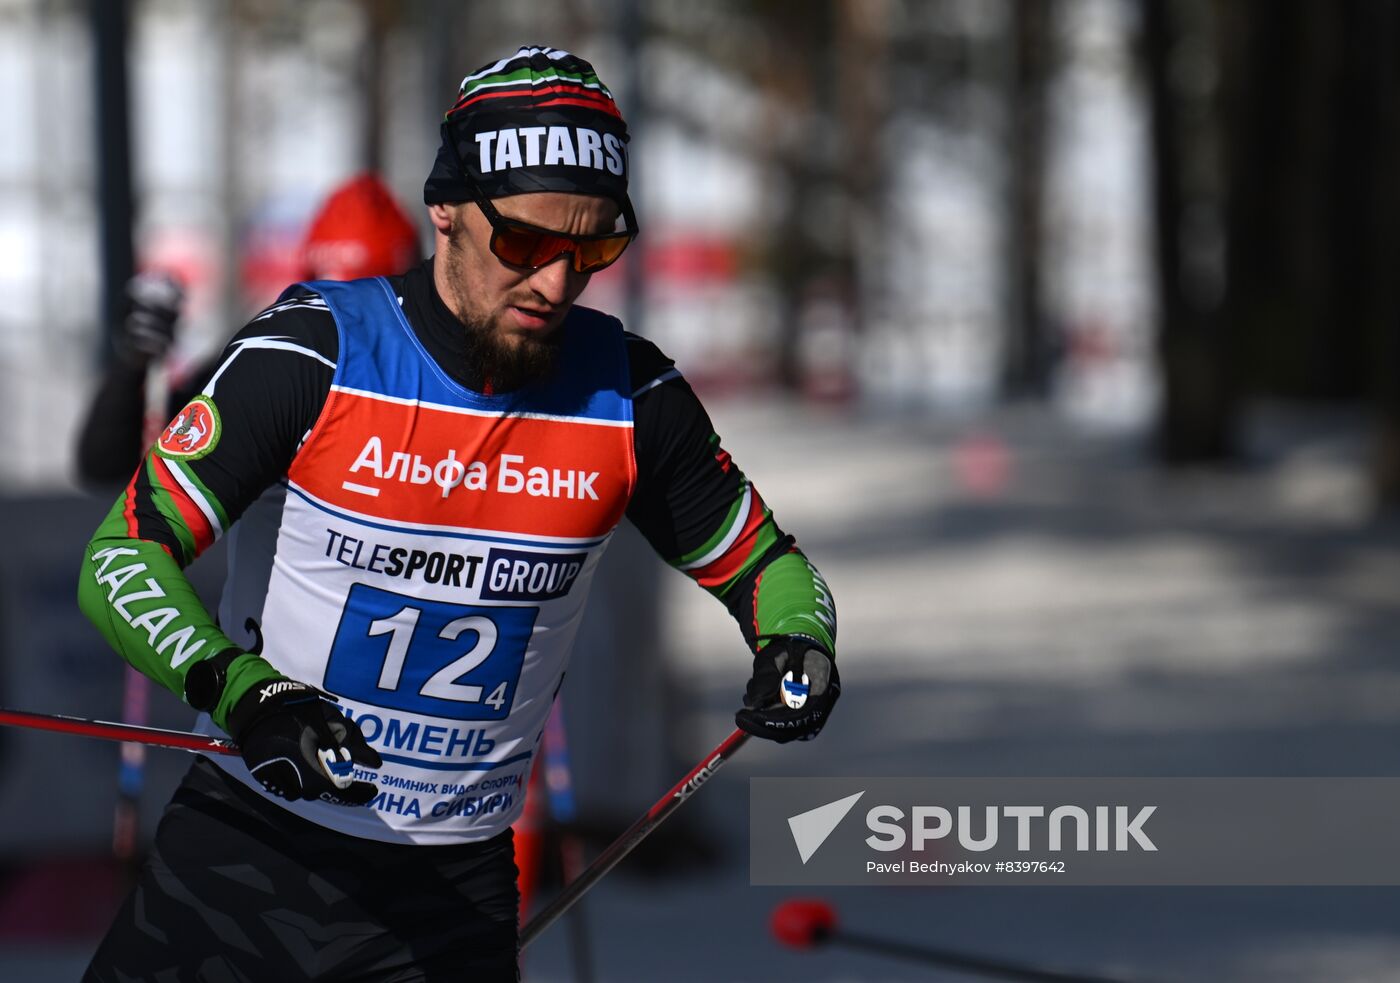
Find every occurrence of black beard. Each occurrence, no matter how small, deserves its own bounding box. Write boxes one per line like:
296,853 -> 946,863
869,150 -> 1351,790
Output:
438,225 -> 562,392
458,313 -> 562,392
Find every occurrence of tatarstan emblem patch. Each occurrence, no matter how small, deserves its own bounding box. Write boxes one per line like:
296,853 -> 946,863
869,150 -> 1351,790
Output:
157,395 -> 221,460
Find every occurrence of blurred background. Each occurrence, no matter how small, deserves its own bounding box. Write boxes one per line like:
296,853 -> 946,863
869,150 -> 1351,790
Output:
1,0 -> 1399,980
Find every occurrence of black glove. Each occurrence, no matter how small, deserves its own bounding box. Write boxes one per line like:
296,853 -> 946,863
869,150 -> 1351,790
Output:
735,635 -> 840,743
115,271 -> 183,365
228,678 -> 382,806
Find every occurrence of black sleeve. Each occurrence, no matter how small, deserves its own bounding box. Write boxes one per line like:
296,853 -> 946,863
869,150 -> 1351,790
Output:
75,342 -> 269,490
624,334 -> 747,561
74,359 -> 152,487
165,358 -> 221,420
125,291 -> 340,563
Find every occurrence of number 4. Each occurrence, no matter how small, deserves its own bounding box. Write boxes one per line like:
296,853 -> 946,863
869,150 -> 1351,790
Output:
484,682 -> 508,710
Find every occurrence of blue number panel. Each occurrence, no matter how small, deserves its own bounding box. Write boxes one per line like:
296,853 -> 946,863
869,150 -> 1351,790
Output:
325,583 -> 538,720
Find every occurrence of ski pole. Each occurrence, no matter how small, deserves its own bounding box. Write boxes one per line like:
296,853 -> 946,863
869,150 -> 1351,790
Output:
0,708 -> 237,756
519,726 -> 750,950
113,666 -> 151,867
771,900 -> 1136,983
541,699 -> 594,982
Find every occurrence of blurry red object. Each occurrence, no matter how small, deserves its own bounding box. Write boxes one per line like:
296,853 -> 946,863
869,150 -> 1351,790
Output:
642,236 -> 737,284
952,430 -> 1013,499
771,898 -> 837,948
302,173 -> 421,280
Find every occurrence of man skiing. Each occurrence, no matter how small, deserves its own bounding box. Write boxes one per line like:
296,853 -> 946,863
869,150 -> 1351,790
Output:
78,46 -> 838,981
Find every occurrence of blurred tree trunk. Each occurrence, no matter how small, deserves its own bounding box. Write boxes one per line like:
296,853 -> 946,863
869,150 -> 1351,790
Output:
1208,0 -> 1400,503
1145,0 -> 1236,462
1351,1 -> 1400,507
832,0 -> 887,388
1217,1 -> 1366,400
1002,0 -> 1052,398
90,0 -> 134,364
360,0 -> 400,174
765,0 -> 832,391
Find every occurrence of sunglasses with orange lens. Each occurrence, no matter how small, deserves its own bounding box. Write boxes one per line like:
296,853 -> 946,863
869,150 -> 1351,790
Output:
475,193 -> 638,275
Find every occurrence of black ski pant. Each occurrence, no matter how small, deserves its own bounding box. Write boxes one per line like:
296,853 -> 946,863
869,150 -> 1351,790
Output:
84,756 -> 520,982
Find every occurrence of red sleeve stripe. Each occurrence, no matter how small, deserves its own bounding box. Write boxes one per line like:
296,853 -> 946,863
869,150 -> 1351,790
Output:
687,489 -> 771,590
121,471 -> 140,539
151,456 -> 215,557
751,570 -> 763,644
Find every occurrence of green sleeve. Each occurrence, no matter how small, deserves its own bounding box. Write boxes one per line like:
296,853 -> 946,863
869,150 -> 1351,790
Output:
77,496 -> 280,731
750,550 -> 837,655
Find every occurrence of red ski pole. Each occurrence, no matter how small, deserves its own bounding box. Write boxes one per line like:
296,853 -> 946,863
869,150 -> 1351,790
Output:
519,727 -> 750,950
0,708 -> 237,756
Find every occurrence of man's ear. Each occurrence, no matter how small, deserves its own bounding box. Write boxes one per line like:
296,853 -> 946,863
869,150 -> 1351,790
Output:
427,202 -> 458,235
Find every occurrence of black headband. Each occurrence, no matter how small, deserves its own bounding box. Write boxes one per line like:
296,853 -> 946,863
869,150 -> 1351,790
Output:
424,105 -> 630,207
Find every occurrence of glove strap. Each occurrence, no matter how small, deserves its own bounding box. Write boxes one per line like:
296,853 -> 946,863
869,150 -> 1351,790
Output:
754,633 -> 832,658
183,648 -> 242,712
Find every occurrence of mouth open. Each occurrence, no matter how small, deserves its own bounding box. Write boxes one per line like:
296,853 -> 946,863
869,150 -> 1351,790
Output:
509,306 -> 562,330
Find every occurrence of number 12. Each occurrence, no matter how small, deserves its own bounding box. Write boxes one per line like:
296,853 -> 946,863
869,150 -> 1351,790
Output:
368,607 -> 509,710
